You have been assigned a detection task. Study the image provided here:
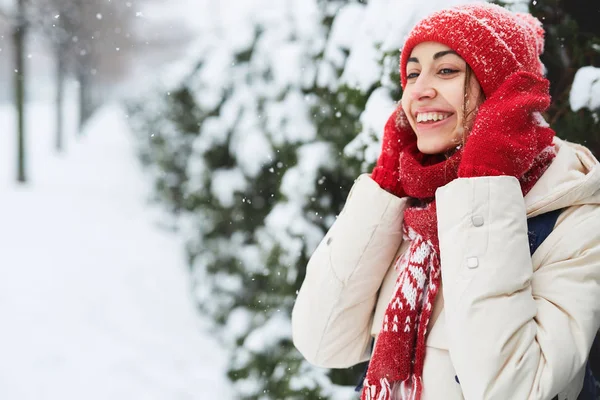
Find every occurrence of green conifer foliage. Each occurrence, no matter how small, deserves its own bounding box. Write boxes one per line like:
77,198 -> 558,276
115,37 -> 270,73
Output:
127,2 -> 371,398
127,85 -> 204,213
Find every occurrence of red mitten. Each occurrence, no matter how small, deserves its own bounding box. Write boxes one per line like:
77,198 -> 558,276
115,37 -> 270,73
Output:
371,107 -> 412,197
458,71 -> 555,179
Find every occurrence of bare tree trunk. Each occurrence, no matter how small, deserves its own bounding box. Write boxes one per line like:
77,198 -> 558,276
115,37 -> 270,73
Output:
55,43 -> 65,152
14,0 -> 26,182
74,0 -> 92,134
78,68 -> 90,133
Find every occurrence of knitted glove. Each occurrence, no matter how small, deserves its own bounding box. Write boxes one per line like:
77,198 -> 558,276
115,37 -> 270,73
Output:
371,107 -> 412,197
458,71 -> 554,179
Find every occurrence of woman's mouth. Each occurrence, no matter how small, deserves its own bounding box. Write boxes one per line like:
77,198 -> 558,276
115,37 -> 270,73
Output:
415,112 -> 454,130
416,112 -> 452,123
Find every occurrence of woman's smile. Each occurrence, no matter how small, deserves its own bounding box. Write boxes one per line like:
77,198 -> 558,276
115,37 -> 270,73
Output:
414,110 -> 455,132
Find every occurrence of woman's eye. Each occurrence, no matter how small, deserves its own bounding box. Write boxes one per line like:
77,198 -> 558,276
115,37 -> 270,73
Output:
406,72 -> 420,80
439,68 -> 459,75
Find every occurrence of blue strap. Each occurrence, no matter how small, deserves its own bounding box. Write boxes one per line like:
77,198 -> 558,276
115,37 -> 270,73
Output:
355,341 -> 373,392
579,362 -> 598,400
527,209 -> 562,255
528,209 -> 599,400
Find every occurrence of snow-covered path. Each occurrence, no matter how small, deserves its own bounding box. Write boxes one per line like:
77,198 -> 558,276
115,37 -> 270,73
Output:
0,104 -> 231,399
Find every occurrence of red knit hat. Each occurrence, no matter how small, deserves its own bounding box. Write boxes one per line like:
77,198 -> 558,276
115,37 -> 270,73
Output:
400,3 -> 546,98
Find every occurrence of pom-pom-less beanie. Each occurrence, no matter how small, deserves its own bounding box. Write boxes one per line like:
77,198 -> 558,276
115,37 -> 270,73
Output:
399,3 -> 546,98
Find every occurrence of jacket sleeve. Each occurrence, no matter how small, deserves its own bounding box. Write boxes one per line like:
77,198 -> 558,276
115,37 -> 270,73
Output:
436,176 -> 600,400
292,174 -> 407,368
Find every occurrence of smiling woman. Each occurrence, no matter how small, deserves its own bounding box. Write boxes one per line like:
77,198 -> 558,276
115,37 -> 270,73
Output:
401,42 -> 483,155
292,3 -> 600,400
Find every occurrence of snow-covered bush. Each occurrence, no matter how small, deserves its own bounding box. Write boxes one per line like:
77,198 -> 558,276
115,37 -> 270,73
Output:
126,2 -> 401,397
127,1 -> 381,397
571,67 -> 600,114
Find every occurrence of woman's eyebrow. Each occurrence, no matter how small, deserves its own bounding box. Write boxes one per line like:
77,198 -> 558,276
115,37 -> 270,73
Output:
433,50 -> 459,59
407,50 -> 459,64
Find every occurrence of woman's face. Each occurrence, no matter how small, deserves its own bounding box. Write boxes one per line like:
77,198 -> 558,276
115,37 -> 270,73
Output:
401,42 -> 483,155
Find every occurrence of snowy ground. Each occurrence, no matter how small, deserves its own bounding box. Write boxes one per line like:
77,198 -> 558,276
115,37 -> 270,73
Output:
0,101 -> 231,399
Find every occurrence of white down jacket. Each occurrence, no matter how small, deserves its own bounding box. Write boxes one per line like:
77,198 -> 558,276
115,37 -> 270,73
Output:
292,138 -> 600,400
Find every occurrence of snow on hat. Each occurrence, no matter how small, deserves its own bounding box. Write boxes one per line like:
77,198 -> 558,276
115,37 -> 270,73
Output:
400,3 -> 546,98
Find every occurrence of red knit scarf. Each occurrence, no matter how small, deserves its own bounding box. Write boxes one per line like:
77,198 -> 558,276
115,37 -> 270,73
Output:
361,113 -> 557,400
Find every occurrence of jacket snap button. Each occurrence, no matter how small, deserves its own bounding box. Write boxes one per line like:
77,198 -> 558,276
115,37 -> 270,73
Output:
472,215 -> 484,227
466,257 -> 479,269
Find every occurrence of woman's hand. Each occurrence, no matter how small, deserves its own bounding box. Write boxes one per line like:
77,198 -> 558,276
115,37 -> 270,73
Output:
371,107 -> 411,197
458,71 -> 554,179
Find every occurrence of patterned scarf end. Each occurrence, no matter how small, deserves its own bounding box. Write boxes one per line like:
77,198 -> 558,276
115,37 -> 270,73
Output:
362,375 -> 423,400
398,375 -> 423,400
361,378 -> 392,400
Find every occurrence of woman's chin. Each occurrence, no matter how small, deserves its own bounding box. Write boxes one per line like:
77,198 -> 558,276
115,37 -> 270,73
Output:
416,138 -> 458,155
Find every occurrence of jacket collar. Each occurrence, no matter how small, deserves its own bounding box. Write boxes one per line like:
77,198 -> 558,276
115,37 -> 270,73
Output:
525,137 -> 600,217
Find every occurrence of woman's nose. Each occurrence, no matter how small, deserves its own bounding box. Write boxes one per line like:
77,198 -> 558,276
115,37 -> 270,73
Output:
411,76 -> 436,100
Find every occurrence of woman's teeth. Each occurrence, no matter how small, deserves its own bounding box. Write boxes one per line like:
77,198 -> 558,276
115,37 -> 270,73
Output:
416,112 -> 450,123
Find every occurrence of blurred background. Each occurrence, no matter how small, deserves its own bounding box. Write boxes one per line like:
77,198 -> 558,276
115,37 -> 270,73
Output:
0,0 -> 598,399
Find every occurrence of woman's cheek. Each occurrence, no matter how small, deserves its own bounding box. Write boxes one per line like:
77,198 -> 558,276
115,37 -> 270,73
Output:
400,96 -> 416,130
